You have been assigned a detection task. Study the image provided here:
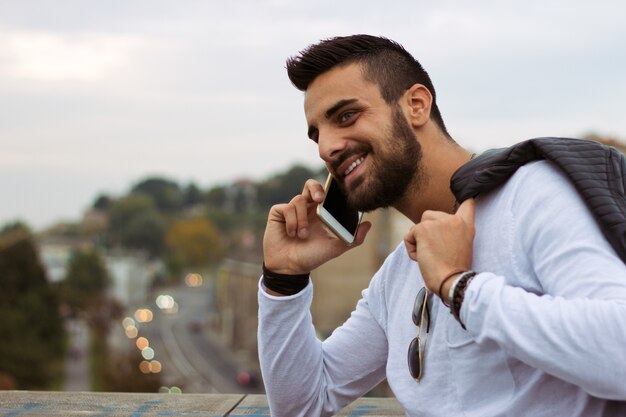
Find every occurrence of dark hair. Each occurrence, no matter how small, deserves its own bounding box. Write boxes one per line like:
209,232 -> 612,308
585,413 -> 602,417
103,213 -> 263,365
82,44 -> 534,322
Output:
286,34 -> 449,137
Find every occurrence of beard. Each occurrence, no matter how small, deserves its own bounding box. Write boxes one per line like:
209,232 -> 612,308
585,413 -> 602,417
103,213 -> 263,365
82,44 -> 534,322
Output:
339,105 -> 423,212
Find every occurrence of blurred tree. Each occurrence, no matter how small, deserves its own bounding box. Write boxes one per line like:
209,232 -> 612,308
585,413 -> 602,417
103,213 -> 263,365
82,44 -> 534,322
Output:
102,349 -> 162,392
92,194 -> 114,211
165,217 -> 223,268
257,164 -> 320,209
183,182 -> 203,207
61,248 -> 111,312
119,211 -> 166,258
0,223 -> 65,389
131,177 -> 183,213
204,185 -> 227,208
108,195 -> 166,257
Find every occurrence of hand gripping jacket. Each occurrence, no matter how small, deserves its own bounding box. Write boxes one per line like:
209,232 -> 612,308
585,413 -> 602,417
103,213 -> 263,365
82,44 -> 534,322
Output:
450,137 -> 626,264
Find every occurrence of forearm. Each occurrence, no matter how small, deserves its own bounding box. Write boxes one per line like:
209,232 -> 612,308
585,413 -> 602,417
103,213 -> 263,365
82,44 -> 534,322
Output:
258,280 -> 387,417
463,273 -> 626,400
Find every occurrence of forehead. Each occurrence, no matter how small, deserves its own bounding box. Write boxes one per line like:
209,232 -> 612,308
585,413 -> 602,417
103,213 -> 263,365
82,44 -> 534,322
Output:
303,63 -> 382,120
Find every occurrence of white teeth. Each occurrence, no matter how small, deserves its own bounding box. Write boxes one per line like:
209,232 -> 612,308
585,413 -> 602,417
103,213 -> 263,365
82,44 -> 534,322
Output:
344,157 -> 364,176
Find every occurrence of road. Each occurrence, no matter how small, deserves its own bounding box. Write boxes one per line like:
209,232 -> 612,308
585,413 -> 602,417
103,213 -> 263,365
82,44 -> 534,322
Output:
64,318 -> 90,391
143,282 -> 261,394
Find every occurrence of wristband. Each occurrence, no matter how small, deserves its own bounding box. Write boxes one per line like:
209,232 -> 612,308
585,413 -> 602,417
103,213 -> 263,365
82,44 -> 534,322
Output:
262,263 -> 310,295
450,271 -> 477,329
437,270 -> 465,306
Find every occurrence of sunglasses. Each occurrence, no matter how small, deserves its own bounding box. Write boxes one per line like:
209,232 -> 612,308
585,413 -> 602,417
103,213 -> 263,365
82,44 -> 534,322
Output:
407,286 -> 432,382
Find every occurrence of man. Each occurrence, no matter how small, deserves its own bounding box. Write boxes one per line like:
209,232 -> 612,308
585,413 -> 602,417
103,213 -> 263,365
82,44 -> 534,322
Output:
258,35 -> 626,416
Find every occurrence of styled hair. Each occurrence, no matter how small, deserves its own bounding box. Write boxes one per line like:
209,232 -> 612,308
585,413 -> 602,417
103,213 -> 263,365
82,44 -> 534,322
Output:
286,34 -> 449,137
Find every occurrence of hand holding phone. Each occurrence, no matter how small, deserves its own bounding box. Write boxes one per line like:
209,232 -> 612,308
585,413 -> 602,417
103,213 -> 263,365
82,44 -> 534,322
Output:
263,176 -> 369,276
316,173 -> 363,244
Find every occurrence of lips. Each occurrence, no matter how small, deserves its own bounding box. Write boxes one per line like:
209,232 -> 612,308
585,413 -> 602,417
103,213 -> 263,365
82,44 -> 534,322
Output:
335,153 -> 367,184
344,156 -> 364,176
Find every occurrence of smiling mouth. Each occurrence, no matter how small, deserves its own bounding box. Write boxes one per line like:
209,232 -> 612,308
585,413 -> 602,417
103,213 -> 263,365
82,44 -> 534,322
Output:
344,156 -> 365,177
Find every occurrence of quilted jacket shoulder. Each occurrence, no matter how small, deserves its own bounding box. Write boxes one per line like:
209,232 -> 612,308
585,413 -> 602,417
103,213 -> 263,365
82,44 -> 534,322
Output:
450,137 -> 626,264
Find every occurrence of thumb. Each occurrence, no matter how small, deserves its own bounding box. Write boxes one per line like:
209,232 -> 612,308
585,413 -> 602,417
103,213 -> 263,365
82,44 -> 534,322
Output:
456,198 -> 475,225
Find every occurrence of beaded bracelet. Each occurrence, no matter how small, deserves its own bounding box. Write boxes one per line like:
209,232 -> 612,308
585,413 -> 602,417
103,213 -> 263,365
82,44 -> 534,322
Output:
262,263 -> 310,295
450,271 -> 477,329
437,270 -> 465,307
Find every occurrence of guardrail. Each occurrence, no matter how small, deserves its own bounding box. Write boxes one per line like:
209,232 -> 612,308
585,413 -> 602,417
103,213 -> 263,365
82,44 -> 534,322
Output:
0,391 -> 404,416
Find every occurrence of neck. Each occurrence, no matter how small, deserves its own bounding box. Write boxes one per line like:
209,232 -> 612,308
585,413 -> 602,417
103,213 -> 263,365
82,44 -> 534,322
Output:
394,137 -> 474,223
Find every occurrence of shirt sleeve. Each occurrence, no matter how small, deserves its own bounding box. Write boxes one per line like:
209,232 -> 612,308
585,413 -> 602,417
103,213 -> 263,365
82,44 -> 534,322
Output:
257,275 -> 388,417
461,163 -> 626,400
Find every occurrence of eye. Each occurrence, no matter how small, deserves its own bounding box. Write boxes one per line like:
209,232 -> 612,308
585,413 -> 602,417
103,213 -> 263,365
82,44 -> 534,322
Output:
338,110 -> 357,124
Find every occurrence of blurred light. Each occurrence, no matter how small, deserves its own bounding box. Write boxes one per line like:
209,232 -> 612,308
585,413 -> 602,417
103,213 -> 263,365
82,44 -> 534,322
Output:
122,317 -> 135,329
135,337 -> 149,350
237,371 -> 252,386
125,325 -> 138,339
141,347 -> 155,360
150,360 -> 162,373
185,273 -> 203,287
135,308 -> 153,323
158,386 -> 183,394
156,294 -> 175,310
139,361 -> 151,374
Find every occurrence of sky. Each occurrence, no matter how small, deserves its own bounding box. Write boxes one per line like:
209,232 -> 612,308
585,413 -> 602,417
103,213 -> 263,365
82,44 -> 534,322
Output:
2,0 -> 626,230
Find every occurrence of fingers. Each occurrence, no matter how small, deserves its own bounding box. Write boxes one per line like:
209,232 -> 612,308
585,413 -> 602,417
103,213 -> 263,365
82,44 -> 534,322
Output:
275,179 -> 325,239
302,179 -> 325,204
403,226 -> 419,262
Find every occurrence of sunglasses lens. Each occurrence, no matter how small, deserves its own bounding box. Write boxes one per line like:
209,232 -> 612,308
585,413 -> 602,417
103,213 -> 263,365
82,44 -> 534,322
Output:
412,287 -> 425,325
412,287 -> 431,327
407,336 -> 422,380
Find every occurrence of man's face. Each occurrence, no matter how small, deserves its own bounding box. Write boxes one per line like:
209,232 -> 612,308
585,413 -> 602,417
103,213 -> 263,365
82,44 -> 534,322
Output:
304,63 -> 422,212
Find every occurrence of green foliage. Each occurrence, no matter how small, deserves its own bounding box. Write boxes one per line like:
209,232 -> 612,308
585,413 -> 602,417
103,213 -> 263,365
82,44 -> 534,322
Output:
166,217 -> 224,268
0,225 -> 65,389
61,249 -> 111,312
204,186 -> 227,208
109,194 -> 155,232
257,164 -> 321,209
119,211 -> 166,258
131,177 -> 183,213
92,194 -> 114,211
183,182 -> 203,207
85,163 -> 322,271
108,195 -> 166,257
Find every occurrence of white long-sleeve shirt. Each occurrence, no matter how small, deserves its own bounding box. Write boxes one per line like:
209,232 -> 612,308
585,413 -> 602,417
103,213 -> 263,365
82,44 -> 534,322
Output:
258,161 -> 626,416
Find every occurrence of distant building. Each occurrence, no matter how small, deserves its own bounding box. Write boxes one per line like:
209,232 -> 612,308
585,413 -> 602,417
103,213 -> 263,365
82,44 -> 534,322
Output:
37,235 -> 91,283
105,251 -> 161,307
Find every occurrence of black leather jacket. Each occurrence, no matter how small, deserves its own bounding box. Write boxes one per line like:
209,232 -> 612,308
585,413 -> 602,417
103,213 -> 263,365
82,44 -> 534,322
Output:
450,137 -> 626,264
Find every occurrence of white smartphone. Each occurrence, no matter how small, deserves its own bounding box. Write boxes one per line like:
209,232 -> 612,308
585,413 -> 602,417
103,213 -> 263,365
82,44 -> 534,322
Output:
316,173 -> 363,244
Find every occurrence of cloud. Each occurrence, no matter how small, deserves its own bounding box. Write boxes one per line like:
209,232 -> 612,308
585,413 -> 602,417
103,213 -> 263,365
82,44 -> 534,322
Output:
0,30 -> 147,81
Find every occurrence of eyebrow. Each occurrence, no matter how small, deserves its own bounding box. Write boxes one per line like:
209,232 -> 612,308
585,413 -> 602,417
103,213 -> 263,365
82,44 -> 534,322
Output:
307,98 -> 359,140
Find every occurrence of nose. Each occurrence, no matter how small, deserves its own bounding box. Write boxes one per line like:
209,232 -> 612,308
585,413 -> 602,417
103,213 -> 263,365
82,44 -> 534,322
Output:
318,128 -> 348,164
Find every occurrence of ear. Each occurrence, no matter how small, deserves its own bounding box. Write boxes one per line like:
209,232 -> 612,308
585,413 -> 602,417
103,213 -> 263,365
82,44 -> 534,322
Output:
403,84 -> 433,128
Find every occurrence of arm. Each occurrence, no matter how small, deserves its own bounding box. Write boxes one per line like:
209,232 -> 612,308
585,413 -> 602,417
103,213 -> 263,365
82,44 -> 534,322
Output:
462,167 -> 626,399
405,165 -> 626,400
258,280 -> 388,417
259,179 -> 381,416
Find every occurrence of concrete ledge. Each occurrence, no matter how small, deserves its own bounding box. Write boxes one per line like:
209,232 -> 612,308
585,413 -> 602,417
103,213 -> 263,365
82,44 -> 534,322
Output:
0,391 -> 404,416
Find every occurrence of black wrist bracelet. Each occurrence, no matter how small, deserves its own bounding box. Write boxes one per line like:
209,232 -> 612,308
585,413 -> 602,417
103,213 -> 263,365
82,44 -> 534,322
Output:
262,263 -> 310,295
451,271 -> 477,330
